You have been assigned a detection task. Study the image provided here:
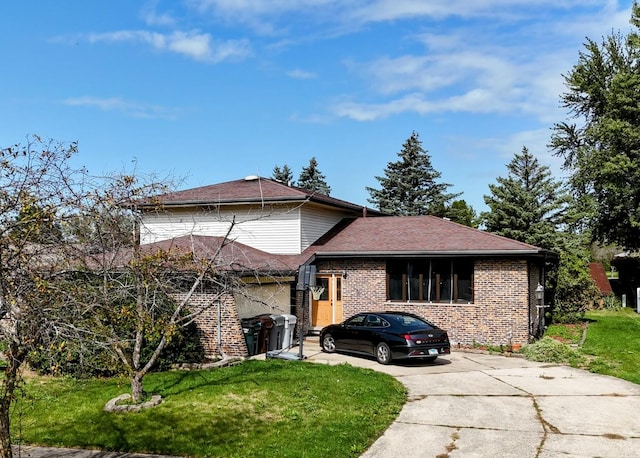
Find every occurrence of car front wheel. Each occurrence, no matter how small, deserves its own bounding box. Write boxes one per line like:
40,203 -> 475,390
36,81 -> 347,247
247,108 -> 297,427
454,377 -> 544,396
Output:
375,342 -> 392,365
322,333 -> 336,353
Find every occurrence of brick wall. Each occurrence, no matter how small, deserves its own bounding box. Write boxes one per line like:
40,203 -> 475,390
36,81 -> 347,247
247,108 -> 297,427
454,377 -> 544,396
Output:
173,290 -> 248,359
314,257 -> 535,346
175,256 -> 540,358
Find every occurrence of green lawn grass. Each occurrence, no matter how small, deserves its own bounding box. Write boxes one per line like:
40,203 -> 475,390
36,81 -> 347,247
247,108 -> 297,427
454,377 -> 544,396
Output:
581,308 -> 640,384
543,322 -> 586,345
12,359 -> 405,457
529,308 -> 640,385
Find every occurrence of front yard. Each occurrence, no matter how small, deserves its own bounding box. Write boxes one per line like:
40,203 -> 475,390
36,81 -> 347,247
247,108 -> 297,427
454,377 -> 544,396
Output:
12,359 -> 405,457
526,307 -> 640,385
10,308 -> 639,457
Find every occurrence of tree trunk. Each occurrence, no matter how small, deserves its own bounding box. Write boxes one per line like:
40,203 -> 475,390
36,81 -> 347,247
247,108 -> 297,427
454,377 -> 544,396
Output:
0,348 -> 25,458
0,403 -> 12,458
131,373 -> 144,404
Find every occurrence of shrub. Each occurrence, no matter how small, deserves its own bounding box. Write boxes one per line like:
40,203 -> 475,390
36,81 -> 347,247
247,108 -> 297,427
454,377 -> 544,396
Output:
552,245 -> 599,323
144,321 -> 205,372
520,337 -> 586,367
27,321 -> 205,377
601,295 -> 622,310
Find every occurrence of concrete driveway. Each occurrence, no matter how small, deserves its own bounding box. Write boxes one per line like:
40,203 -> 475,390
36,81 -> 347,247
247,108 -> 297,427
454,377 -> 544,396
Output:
300,340 -> 640,458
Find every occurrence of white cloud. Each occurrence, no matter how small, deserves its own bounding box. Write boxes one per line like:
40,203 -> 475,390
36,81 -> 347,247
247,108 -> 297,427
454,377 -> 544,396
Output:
333,0 -> 634,123
190,0 -> 341,18
63,96 -> 180,119
188,0 -> 611,31
86,30 -> 251,63
141,1 -> 176,27
287,69 -> 317,79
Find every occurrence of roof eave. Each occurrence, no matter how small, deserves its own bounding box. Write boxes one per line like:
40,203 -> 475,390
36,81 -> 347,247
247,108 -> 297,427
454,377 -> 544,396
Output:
312,249 -> 554,258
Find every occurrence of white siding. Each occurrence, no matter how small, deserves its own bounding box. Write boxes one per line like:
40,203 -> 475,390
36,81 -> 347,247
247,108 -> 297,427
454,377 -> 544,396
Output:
300,206 -> 351,251
141,206 -> 303,254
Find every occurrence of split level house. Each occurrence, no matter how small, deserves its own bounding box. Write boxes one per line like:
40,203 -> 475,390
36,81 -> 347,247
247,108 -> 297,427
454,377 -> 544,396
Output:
139,175 -> 555,358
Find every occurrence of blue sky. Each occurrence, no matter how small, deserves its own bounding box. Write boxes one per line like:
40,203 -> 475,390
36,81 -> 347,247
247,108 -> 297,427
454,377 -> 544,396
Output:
0,1 -> 635,213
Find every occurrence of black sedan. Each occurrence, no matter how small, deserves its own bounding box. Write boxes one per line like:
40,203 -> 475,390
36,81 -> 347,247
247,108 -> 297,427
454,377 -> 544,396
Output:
319,311 -> 451,365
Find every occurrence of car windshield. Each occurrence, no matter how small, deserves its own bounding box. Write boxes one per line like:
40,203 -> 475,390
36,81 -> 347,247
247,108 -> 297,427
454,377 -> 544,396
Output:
386,314 -> 434,330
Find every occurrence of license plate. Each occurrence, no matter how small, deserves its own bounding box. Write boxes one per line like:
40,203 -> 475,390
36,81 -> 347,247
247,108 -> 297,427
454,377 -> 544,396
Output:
428,349 -> 438,355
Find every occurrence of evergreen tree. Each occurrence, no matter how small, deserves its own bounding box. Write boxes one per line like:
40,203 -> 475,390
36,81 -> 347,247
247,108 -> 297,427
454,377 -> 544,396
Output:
482,147 -> 598,322
481,147 -> 569,251
445,200 -> 478,228
272,164 -> 294,185
550,3 -> 640,249
297,157 -> 331,195
367,131 -> 460,215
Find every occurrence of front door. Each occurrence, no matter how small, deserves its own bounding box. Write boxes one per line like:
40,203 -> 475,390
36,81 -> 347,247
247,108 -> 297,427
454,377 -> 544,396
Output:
311,274 -> 343,328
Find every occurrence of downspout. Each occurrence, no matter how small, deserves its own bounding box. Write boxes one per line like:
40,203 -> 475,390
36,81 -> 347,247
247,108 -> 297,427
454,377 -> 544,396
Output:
217,300 -> 222,352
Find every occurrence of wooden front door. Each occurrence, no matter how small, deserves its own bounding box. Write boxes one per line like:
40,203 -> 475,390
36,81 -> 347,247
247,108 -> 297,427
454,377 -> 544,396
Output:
311,274 -> 343,328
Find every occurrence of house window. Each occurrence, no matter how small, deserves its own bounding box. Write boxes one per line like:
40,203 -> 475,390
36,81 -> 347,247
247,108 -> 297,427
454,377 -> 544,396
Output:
386,259 -> 474,303
318,277 -> 330,301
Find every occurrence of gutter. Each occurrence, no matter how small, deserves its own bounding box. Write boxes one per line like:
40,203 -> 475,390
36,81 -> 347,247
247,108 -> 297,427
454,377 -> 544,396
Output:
311,249 -> 554,258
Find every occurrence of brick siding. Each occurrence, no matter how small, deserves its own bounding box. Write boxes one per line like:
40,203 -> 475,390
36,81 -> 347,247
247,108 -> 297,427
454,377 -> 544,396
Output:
314,257 -> 536,347
178,256 -> 540,359
173,291 -> 248,359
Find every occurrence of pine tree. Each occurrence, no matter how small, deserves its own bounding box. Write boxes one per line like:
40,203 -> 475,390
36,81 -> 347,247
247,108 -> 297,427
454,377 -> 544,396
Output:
445,200 -> 478,228
481,146 -> 569,251
482,147 -> 598,322
297,157 -> 331,195
366,131 -> 460,215
272,164 -> 294,185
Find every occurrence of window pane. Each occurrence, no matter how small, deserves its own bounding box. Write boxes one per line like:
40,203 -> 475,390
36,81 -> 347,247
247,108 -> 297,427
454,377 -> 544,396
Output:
388,273 -> 403,300
431,259 -> 451,302
387,260 -> 405,301
454,259 -> 473,302
408,274 -> 420,301
318,277 -> 329,300
346,314 -> 366,326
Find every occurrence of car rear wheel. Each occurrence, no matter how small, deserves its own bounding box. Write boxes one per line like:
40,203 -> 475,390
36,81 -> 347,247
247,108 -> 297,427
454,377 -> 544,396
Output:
375,342 -> 392,365
322,333 -> 336,353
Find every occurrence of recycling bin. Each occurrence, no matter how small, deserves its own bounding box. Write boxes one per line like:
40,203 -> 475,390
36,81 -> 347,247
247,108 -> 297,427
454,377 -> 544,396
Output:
241,317 -> 261,356
281,314 -> 297,349
269,314 -> 286,351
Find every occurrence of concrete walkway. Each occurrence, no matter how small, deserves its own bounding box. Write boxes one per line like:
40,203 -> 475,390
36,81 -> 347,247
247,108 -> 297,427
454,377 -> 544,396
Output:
299,339 -> 640,457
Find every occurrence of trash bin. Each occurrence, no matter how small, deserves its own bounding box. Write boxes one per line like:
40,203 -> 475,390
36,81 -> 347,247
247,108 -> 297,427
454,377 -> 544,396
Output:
281,314 -> 297,349
256,315 -> 274,354
269,314 -> 286,351
241,317 -> 261,356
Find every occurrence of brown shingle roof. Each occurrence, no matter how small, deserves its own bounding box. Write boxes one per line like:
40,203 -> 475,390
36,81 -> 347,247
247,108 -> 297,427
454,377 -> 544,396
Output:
146,176 -> 383,215
306,215 -> 549,257
114,216 -> 551,276
589,262 -> 613,296
140,235 -> 302,273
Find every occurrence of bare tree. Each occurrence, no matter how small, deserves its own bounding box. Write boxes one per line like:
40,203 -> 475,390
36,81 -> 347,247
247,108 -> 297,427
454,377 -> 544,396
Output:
54,175 -> 257,404
0,135 -> 84,458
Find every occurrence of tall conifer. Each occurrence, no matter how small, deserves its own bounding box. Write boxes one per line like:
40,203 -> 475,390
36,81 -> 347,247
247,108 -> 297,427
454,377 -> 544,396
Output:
367,131 -> 459,215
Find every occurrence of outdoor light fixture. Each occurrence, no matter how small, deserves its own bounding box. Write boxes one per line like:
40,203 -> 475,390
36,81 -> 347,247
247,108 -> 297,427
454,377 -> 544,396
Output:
535,283 -> 547,337
535,283 -> 544,303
